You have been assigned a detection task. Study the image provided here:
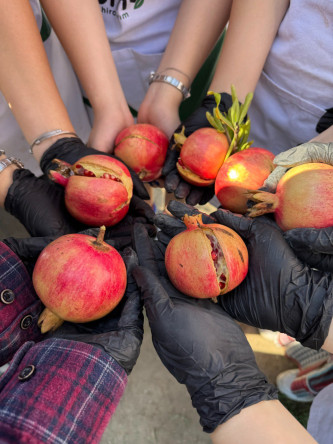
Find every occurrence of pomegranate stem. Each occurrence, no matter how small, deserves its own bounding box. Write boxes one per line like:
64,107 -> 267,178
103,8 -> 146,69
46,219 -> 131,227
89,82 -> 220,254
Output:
95,226 -> 106,245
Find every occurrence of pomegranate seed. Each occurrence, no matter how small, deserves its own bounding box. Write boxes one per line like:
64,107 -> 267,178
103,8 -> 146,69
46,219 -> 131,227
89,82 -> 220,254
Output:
220,273 -> 226,282
211,251 -> 217,261
219,282 -> 226,290
75,164 -> 82,169
178,158 -> 184,167
102,173 -> 111,179
84,169 -> 95,177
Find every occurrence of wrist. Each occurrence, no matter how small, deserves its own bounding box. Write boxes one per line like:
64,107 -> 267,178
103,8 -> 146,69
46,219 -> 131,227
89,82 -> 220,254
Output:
0,152 -> 23,207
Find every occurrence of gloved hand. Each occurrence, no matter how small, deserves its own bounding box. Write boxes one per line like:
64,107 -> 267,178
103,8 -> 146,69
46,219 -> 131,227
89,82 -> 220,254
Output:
3,230 -> 144,375
5,164 -> 156,238
154,200 -> 333,351
262,142 -> 333,271
162,93 -> 233,206
40,136 -> 150,200
131,223 -> 277,433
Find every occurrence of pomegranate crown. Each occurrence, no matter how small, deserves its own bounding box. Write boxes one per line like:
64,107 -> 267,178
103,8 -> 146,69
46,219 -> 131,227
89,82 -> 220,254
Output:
183,213 -> 205,230
206,85 -> 253,159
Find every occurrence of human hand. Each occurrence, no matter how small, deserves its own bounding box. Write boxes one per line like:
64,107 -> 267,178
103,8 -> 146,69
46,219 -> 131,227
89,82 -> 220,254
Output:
263,142 -> 333,192
131,223 -> 277,432
261,142 -> 333,270
162,93 -> 233,206
154,200 -> 333,351
137,81 -> 182,138
40,137 -> 150,200
87,105 -> 134,153
4,164 -> 156,238
3,231 -> 144,374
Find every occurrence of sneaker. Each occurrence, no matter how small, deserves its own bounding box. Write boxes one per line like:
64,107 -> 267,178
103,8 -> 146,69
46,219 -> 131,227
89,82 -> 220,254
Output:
277,361 -> 333,403
285,342 -> 330,375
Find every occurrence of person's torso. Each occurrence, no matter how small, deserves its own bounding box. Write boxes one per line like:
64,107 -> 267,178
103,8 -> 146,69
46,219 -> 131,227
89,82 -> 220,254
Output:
248,0 -> 333,154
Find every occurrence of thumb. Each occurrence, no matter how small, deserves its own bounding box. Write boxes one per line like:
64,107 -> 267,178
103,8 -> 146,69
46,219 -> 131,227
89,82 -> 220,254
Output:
210,209 -> 253,239
132,266 -> 173,322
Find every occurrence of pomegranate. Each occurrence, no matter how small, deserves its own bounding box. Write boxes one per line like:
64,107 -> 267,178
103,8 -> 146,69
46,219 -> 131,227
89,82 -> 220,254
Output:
33,226 -> 127,333
114,123 -> 168,182
174,127 -> 229,187
50,154 -> 133,227
215,148 -> 275,214
247,163 -> 333,231
165,214 -> 248,299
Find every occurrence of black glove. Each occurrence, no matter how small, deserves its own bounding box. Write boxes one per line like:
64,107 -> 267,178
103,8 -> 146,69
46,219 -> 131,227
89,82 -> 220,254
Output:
284,226 -> 333,272
131,223 -> 277,433
3,231 -> 143,375
40,137 -> 149,200
4,166 -> 156,238
163,93 -> 233,206
154,200 -> 333,350
50,246 -> 143,374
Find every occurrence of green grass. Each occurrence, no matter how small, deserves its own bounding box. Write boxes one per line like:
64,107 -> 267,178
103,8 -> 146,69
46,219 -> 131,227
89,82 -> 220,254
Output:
278,392 -> 312,428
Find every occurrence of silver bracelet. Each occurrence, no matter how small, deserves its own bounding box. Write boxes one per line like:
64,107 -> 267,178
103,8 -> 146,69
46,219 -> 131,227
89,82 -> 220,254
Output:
0,150 -> 24,173
148,71 -> 191,100
29,129 -> 78,154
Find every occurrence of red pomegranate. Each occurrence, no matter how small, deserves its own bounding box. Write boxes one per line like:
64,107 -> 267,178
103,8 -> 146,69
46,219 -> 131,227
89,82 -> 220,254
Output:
247,162 -> 333,231
33,226 -> 127,333
114,123 -> 168,182
50,154 -> 133,227
165,214 -> 248,299
174,127 -> 229,187
215,147 -> 275,213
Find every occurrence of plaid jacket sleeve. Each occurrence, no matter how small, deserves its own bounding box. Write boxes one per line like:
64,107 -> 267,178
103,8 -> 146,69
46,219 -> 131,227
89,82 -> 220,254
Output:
0,242 -> 43,366
0,339 -> 127,444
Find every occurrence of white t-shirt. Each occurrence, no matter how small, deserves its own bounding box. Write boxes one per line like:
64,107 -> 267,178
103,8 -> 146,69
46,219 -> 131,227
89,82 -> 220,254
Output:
248,0 -> 333,155
86,0 -> 182,114
0,0 -> 91,175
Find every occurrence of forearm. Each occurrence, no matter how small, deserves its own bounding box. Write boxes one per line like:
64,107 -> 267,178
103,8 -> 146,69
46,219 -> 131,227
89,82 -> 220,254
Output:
41,0 -> 128,117
210,400 -> 316,444
210,0 -> 290,102
310,125 -> 333,143
0,0 -> 75,164
153,0 -> 232,106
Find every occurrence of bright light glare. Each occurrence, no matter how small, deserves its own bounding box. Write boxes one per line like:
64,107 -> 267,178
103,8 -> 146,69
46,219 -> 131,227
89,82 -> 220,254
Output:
227,168 -> 239,180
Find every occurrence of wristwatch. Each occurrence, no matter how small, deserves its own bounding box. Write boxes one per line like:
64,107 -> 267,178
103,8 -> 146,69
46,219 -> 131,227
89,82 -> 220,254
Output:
148,72 -> 191,100
0,150 -> 24,173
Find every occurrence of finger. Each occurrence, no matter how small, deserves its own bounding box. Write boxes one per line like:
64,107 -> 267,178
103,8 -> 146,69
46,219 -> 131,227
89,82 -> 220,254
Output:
185,187 -> 204,206
210,209 -> 253,238
154,213 -> 186,238
132,266 -> 174,321
284,227 -> 333,254
288,249 -> 333,273
274,142 -> 333,167
132,224 -> 160,276
129,195 -> 155,223
2,236 -> 57,261
174,180 -> 191,200
118,287 -> 143,330
164,170 -> 181,193
167,200 -> 215,224
162,148 -> 179,176
262,165 -> 288,192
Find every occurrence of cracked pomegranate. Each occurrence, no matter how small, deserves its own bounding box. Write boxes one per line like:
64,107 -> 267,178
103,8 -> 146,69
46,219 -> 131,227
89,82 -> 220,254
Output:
50,154 -> 133,226
165,214 -> 248,299
33,226 -> 127,333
